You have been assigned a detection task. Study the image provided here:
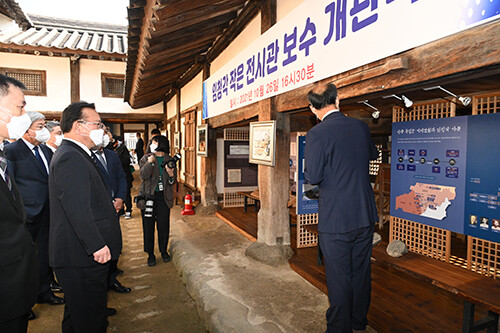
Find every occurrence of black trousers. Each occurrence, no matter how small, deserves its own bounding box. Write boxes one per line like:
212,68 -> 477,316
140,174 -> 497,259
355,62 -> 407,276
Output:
107,259 -> 119,285
319,225 -> 374,333
54,264 -> 109,333
0,313 -> 29,333
141,191 -> 170,255
26,205 -> 52,297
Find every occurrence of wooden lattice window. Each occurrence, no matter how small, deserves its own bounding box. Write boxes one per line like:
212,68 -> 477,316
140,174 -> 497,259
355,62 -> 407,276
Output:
101,73 -> 125,98
297,213 -> 319,248
468,237 -> 500,279
182,109 -> 196,189
0,67 -> 46,96
369,144 -> 383,176
393,100 -> 455,122
472,91 -> 500,115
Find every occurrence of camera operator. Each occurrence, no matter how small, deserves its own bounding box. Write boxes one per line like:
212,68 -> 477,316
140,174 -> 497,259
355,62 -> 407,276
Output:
138,135 -> 176,266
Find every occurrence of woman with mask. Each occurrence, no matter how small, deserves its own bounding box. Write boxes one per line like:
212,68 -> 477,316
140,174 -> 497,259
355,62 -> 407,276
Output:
138,135 -> 176,266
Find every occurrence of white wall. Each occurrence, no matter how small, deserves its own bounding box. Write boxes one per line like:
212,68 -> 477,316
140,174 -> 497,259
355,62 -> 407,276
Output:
79,59 -> 162,114
180,72 -> 202,111
166,97 -> 177,121
277,0 -> 304,21
211,13 -> 262,74
0,15 -> 17,32
0,53 -> 71,111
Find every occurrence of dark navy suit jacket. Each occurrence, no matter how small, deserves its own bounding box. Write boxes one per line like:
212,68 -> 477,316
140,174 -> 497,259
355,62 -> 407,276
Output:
5,139 -> 53,221
98,148 -> 127,201
304,111 -> 379,233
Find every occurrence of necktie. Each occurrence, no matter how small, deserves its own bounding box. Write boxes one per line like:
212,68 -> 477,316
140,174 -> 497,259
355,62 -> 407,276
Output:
33,146 -> 47,175
95,150 -> 108,172
0,149 -> 12,191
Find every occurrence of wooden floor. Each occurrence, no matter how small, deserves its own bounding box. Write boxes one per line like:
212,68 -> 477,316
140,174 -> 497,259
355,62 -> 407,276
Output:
216,207 -> 491,332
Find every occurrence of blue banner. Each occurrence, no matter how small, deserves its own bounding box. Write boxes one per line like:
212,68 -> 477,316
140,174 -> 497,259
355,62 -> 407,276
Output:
297,136 -> 319,215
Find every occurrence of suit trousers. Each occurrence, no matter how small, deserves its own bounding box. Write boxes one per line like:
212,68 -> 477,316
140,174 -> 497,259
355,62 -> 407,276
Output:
141,191 -> 170,255
54,264 -> 109,333
319,225 -> 374,333
26,205 -> 51,297
0,313 -> 29,333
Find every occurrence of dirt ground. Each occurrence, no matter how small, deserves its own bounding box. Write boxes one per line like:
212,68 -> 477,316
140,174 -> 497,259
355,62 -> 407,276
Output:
28,173 -> 205,333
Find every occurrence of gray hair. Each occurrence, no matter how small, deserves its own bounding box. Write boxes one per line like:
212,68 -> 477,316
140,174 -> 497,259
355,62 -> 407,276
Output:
26,111 -> 45,124
46,120 -> 60,132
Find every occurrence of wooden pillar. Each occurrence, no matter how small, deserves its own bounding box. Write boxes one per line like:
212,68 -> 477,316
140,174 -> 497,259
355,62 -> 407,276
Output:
144,122 -> 149,146
70,58 -> 80,103
256,99 -> 291,246
200,63 -> 218,206
120,124 -> 124,136
255,0 -> 291,246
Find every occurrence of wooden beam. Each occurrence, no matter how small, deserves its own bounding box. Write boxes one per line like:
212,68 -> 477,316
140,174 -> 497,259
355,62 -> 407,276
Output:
208,102 -> 259,128
261,0 -> 276,33
70,58 -> 80,103
153,0 -> 244,33
0,43 -> 126,60
41,111 -> 164,123
155,0 -> 241,21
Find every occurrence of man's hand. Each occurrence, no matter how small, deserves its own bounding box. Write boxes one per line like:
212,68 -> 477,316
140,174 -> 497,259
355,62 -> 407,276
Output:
165,166 -> 174,178
113,198 -> 124,212
93,245 -> 111,264
147,154 -> 156,163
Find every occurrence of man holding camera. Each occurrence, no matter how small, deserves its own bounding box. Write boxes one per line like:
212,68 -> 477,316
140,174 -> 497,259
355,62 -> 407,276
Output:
138,135 -> 176,266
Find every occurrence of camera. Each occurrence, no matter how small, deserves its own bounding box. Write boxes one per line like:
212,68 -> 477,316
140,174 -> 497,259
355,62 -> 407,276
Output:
162,153 -> 181,169
144,198 -> 154,218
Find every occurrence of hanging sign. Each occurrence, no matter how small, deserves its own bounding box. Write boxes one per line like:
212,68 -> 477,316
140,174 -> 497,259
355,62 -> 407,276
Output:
203,0 -> 500,119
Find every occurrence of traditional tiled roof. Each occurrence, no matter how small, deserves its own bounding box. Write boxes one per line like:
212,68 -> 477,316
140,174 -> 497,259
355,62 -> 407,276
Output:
0,0 -> 32,30
0,14 -> 127,56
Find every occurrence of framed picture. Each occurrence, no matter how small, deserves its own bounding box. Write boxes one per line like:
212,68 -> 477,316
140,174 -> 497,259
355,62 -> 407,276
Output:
197,124 -> 208,156
174,132 -> 180,150
249,120 -> 276,166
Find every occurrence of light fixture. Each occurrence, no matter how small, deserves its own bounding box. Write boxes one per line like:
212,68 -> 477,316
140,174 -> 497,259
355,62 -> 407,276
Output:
383,94 -> 413,108
422,86 -> 471,106
358,100 -> 380,119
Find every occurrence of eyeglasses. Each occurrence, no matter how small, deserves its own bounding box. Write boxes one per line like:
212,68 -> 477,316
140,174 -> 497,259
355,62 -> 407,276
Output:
78,120 -> 105,129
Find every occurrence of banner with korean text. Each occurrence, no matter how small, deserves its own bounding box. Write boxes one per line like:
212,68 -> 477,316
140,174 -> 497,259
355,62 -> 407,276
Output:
203,0 -> 500,119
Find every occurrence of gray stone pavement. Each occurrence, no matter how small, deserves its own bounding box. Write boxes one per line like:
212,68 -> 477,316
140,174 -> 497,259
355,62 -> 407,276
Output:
169,206 -> 330,333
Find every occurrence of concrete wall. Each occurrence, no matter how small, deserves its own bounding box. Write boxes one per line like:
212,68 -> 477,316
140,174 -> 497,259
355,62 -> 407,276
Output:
79,59 -> 162,114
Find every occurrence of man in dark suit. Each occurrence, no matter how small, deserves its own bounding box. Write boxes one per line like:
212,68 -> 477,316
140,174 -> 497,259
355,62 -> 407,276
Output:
5,111 -> 65,312
0,74 -> 39,332
114,135 -> 134,219
135,132 -> 144,162
49,101 -> 122,332
304,83 -> 378,333
93,140 -> 131,294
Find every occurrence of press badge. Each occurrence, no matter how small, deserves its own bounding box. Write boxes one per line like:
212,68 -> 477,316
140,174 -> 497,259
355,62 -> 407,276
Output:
158,182 -> 164,191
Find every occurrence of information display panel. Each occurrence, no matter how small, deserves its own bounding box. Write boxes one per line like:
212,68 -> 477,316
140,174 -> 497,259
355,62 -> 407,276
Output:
391,117 -> 468,233
391,113 -> 500,243
464,113 -> 500,242
297,136 -> 319,215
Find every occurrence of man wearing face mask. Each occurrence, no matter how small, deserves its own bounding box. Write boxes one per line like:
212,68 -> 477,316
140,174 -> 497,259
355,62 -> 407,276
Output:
0,74 -> 39,332
114,135 -> 134,219
49,101 -> 122,332
5,111 -> 65,315
92,131 -> 131,294
45,120 -> 63,153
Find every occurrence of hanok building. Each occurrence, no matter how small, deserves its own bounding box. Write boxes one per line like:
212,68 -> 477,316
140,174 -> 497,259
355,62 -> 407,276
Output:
0,0 -> 163,147
121,0 -> 500,330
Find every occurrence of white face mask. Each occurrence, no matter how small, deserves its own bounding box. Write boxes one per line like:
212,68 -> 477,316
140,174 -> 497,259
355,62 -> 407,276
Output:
89,129 -> 104,148
102,134 -> 110,147
0,107 -> 32,140
54,134 -> 64,147
150,143 -> 158,153
34,127 -> 50,143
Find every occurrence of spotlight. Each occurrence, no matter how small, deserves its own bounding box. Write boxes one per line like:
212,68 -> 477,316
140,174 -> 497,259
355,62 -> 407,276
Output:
383,94 -> 413,108
423,86 -> 471,106
358,100 -> 380,119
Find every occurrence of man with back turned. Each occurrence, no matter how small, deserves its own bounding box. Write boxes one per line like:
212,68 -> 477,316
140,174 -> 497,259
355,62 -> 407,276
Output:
304,83 -> 379,333
49,101 -> 121,332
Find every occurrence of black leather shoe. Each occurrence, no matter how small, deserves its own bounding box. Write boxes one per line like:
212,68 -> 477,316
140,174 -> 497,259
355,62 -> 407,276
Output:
109,280 -> 131,293
147,254 -> 156,267
106,308 -> 117,317
161,252 -> 171,263
116,268 -> 124,275
37,294 -> 65,305
28,310 -> 36,321
50,280 -> 63,293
